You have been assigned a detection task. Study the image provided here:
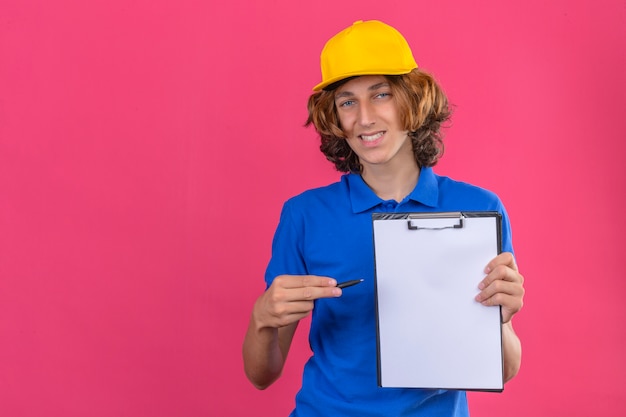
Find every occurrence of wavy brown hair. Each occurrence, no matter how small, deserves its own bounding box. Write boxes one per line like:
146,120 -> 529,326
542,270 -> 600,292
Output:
305,69 -> 451,173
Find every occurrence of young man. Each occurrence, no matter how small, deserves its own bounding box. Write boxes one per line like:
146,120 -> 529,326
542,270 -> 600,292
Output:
243,20 -> 524,416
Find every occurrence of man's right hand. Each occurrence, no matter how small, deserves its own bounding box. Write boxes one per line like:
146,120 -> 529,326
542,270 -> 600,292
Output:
252,275 -> 342,329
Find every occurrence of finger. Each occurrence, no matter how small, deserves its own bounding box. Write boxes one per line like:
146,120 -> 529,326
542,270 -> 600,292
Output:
297,285 -> 342,301
268,283 -> 342,307
475,293 -> 523,323
485,252 -> 518,274
265,301 -> 316,328
476,278 -> 524,302
266,292 -> 342,328
271,300 -> 315,318
477,291 -> 519,308
274,274 -> 338,289
479,264 -> 524,291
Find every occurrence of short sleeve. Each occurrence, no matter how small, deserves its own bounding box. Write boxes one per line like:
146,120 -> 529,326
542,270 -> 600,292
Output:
498,199 -> 515,255
264,200 -> 308,289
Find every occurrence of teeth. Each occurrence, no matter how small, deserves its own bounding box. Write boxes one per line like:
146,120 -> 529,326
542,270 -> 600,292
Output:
361,132 -> 383,142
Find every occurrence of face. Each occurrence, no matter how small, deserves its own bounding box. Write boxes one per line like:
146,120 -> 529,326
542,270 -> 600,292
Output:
334,75 -> 414,174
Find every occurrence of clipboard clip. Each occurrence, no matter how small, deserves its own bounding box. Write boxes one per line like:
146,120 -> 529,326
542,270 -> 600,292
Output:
407,212 -> 465,230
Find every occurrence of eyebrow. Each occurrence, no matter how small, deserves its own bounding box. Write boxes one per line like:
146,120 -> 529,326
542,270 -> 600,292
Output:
334,82 -> 390,100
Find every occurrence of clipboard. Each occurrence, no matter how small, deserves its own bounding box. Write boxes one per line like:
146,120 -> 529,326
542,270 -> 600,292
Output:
372,211 -> 504,391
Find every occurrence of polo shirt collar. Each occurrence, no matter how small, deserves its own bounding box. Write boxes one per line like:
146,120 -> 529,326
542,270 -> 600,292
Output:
347,167 -> 439,213
406,166 -> 439,208
346,173 -> 381,213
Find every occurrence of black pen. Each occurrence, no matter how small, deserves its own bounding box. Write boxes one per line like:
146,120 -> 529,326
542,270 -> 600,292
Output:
336,279 -> 364,289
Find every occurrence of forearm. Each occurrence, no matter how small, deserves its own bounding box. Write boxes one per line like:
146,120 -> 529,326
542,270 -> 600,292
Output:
502,321 -> 522,382
242,274 -> 334,389
242,310 -> 297,390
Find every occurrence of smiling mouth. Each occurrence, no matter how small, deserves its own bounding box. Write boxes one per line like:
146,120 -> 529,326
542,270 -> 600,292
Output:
360,132 -> 384,142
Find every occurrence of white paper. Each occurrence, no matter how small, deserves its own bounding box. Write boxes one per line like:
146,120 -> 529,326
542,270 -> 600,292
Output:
373,213 -> 503,391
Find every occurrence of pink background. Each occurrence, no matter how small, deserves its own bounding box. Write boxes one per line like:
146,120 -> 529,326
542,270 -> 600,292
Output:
1,0 -> 625,416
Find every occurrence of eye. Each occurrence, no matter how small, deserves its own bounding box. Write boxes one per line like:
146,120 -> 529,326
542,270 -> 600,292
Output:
338,100 -> 355,108
375,92 -> 391,99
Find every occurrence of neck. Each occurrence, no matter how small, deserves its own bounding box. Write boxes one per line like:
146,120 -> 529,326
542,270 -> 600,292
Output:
361,161 -> 420,203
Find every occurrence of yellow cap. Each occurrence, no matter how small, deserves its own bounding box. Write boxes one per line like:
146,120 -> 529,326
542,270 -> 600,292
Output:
313,20 -> 418,91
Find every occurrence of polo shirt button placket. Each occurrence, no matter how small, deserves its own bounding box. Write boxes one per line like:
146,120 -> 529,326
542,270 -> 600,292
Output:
383,201 -> 397,212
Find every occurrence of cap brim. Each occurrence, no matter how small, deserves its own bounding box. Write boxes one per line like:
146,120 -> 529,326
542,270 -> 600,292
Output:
312,67 -> 417,91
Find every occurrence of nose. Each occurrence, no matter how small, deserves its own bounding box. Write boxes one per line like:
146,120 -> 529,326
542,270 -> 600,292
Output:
358,101 -> 375,127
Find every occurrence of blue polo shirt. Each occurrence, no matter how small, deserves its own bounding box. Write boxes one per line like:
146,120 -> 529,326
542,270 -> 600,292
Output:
265,167 -> 513,417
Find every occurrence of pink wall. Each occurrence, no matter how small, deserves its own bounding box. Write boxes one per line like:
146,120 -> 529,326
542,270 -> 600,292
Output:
1,0 -> 624,415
